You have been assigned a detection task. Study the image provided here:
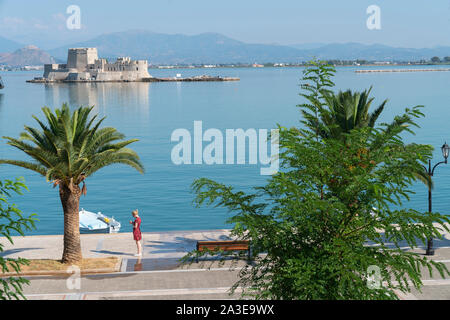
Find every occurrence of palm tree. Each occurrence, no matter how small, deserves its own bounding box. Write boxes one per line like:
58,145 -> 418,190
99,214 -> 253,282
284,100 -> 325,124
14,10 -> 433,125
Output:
318,87 -> 387,141
303,86 -> 433,189
0,104 -> 144,263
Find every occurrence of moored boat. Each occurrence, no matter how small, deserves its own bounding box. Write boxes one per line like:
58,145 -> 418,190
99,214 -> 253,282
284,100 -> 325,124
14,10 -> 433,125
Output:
79,208 -> 121,234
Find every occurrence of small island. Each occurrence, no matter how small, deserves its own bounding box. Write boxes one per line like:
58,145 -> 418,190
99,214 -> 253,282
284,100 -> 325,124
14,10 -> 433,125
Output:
27,47 -> 239,83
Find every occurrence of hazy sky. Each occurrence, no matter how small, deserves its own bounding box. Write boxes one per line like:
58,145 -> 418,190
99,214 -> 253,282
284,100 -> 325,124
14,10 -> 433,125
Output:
0,0 -> 449,49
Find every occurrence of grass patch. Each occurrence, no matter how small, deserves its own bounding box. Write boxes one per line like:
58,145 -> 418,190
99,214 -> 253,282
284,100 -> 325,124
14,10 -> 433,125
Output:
4,257 -> 119,273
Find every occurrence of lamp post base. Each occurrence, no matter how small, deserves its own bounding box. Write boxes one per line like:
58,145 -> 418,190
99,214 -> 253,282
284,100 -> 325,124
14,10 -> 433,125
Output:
425,249 -> 435,256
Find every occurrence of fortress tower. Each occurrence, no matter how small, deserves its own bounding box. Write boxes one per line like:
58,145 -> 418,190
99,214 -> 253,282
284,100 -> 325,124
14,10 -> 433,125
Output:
67,48 -> 99,70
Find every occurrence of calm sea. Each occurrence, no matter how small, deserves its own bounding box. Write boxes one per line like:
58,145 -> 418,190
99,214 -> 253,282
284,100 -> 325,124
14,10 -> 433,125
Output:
1,65 -> 450,235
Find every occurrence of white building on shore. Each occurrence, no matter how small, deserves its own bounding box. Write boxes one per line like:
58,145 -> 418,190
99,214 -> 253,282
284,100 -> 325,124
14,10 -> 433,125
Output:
40,48 -> 152,82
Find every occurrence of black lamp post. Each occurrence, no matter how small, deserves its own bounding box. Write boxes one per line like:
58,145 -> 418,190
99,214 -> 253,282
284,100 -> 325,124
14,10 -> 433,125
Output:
423,142 -> 450,256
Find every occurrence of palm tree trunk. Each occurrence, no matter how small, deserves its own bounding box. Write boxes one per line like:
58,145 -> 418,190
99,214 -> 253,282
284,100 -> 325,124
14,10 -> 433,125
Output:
59,183 -> 82,264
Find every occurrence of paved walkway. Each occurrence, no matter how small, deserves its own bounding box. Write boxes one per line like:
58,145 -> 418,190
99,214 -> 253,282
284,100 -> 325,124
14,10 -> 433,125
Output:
21,267 -> 245,300
0,229 -> 233,261
4,228 -> 450,299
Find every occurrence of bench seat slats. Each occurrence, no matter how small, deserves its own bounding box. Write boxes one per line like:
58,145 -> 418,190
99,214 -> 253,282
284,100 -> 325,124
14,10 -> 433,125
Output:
195,240 -> 251,262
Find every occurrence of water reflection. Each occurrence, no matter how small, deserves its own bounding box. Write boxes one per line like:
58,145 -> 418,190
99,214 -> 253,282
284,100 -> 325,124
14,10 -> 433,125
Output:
0,93 -> 3,111
133,257 -> 143,271
43,82 -> 151,118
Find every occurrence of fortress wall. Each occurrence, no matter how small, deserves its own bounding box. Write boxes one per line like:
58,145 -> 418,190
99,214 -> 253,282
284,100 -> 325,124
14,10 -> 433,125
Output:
44,64 -> 69,80
101,60 -> 151,79
96,72 -> 123,81
136,61 -> 151,78
67,72 -> 91,81
95,71 -> 147,81
43,64 -> 57,78
46,71 -> 70,81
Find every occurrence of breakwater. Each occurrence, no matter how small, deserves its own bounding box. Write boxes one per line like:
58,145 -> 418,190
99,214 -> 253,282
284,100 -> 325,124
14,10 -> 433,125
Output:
143,75 -> 239,82
356,68 -> 450,73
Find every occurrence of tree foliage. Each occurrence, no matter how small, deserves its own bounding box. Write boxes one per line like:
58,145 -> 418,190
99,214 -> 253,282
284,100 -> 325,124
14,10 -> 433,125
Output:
431,56 -> 441,63
0,178 -> 37,300
0,104 -> 144,186
300,62 -> 433,189
186,61 -> 450,299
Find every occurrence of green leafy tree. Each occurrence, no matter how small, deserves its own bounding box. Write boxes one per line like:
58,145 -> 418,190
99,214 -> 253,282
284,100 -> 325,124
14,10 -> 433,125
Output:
431,56 -> 441,63
298,60 -> 335,141
301,62 -> 432,189
187,64 -> 450,300
0,177 -> 37,300
0,104 -> 144,263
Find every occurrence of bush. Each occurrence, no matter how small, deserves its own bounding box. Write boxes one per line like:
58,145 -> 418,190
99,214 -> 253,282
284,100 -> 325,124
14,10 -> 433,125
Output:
0,177 -> 37,300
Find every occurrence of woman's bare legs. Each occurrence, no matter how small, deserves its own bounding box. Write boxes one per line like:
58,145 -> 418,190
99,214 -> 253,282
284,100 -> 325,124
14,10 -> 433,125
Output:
135,240 -> 142,255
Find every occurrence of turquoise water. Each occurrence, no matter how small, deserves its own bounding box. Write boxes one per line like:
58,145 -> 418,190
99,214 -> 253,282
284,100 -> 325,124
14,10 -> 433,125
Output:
0,66 -> 450,235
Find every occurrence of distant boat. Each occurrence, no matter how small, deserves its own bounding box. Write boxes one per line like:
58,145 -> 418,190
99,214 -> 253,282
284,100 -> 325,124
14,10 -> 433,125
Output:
0,76 -> 4,89
79,208 -> 121,234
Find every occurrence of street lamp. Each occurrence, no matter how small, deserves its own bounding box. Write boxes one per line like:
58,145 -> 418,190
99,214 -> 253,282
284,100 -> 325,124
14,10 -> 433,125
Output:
423,142 -> 450,255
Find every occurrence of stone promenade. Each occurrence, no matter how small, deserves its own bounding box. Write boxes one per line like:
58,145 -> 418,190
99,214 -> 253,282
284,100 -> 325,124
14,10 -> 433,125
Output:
3,228 -> 450,299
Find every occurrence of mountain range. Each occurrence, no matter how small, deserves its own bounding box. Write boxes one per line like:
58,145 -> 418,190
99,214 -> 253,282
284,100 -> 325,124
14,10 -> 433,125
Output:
47,30 -> 305,65
1,30 -> 450,66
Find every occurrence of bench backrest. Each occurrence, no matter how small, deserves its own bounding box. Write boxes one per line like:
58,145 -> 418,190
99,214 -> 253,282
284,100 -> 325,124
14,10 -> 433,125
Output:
197,240 -> 249,251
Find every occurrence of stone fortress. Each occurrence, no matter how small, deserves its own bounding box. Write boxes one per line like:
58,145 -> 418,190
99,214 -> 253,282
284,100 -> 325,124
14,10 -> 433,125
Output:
35,48 -> 152,82
28,47 -> 239,83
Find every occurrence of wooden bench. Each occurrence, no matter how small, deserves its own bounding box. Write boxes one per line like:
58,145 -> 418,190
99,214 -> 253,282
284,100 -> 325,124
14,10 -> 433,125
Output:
196,240 -> 251,262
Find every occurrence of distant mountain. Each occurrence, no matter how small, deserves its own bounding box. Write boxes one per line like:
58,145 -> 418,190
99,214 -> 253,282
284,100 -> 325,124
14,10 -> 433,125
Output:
48,30 -> 308,64
0,45 -> 57,67
0,36 -> 23,53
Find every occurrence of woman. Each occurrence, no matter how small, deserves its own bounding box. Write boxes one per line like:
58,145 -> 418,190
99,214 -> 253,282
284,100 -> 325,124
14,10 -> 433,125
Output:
129,209 -> 142,256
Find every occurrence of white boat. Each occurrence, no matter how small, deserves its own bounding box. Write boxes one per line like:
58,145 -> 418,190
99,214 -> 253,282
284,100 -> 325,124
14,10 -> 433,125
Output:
79,208 -> 121,234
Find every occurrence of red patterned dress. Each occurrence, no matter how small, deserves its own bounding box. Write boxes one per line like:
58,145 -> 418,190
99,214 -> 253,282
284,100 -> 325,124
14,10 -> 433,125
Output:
133,217 -> 142,241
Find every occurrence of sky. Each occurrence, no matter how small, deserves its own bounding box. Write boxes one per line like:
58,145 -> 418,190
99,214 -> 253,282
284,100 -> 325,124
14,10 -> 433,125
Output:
0,0 -> 449,49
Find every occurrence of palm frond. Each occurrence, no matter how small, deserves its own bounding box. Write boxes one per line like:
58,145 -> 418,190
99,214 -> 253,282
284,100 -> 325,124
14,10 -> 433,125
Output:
0,103 -> 144,188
